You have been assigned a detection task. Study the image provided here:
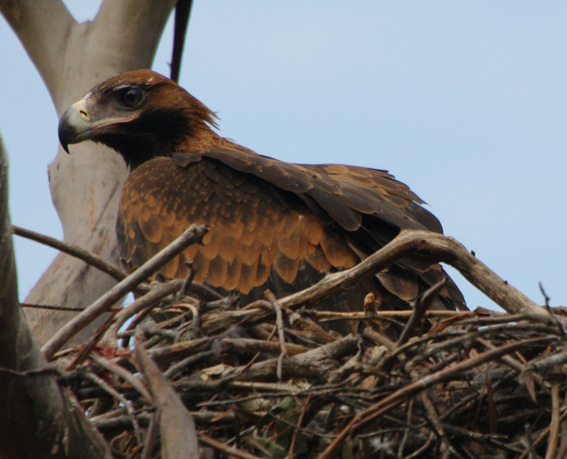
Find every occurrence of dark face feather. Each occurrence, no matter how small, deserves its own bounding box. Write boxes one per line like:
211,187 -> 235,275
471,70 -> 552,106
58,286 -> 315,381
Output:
58,70 -> 221,169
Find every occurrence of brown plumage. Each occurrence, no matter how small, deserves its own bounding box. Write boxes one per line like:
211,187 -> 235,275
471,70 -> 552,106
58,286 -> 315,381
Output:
58,69 -> 466,314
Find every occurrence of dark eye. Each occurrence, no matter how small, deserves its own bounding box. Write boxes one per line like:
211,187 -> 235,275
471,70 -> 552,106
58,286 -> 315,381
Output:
119,87 -> 144,107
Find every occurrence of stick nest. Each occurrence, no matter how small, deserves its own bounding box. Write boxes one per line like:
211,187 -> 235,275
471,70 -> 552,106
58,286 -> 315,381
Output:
52,280 -> 567,458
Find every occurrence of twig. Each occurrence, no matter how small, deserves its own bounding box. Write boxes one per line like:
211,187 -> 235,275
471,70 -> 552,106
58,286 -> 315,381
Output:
198,381 -> 360,408
442,425 -> 523,455
89,353 -> 153,403
219,337 -> 308,356
234,320 -> 280,379
0,366 -> 60,378
198,433 -> 262,459
539,282 -> 551,308
397,398 -> 414,457
42,224 -> 208,360
84,372 -> 143,446
191,282 -> 225,301
545,383 -> 561,459
104,279 -> 184,342
398,278 -> 447,346
524,348 -> 567,376
66,314 -> 118,369
164,350 -> 216,380
179,260 -> 196,297
313,309 -> 474,320
476,337 -> 525,374
229,380 -> 313,393
289,396 -> 309,459
237,335 -> 359,382
518,405 -> 567,459
404,432 -> 435,459
388,322 -> 556,367
421,392 -> 461,458
92,410 -> 238,430
20,303 -> 88,312
362,326 -> 396,351
12,224 -> 128,283
147,336 -> 213,364
266,291 -> 289,381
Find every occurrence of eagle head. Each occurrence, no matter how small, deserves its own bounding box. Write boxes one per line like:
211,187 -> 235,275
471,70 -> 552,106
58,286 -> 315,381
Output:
58,69 -> 219,169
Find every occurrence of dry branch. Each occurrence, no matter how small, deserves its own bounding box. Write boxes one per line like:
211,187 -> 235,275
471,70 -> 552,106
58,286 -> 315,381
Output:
134,331 -> 198,459
236,335 -> 359,382
12,224 -> 127,282
278,229 -> 544,317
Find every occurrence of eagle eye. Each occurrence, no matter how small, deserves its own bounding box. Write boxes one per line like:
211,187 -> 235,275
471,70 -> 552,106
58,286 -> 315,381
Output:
118,86 -> 144,108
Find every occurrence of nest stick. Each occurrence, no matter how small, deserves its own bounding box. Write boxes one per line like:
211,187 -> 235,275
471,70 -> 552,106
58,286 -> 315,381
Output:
319,336 -> 556,458
104,279 -> 184,342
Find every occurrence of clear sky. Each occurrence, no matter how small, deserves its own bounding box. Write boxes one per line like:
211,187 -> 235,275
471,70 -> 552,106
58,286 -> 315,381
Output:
1,1 -> 566,311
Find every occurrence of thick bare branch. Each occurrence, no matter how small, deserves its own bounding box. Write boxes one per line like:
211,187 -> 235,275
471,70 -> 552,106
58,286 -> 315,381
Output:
134,331 -> 198,459
0,137 -> 112,458
278,229 -> 544,317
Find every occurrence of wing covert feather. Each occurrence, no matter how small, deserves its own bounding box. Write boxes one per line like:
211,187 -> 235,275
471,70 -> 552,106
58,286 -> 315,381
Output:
118,156 -> 351,295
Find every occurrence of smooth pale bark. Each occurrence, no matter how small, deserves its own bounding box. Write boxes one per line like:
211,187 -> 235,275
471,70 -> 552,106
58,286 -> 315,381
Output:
0,0 -> 176,345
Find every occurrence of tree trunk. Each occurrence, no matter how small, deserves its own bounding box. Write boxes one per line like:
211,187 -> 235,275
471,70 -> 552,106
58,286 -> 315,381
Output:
0,0 -> 176,345
0,136 -> 113,458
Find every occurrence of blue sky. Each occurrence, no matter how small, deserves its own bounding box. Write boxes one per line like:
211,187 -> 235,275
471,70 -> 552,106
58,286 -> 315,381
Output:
1,1 -> 566,310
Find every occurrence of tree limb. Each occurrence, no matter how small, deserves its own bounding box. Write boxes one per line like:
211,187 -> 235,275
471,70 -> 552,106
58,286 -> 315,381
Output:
278,229 -> 544,317
0,137 -> 112,458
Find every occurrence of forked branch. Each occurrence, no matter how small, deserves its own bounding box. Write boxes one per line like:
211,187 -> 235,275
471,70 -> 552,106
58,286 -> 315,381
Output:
278,229 -> 544,318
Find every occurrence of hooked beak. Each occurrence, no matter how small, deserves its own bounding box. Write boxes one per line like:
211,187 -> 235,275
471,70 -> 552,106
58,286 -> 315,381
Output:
58,98 -> 137,153
58,102 -> 93,153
